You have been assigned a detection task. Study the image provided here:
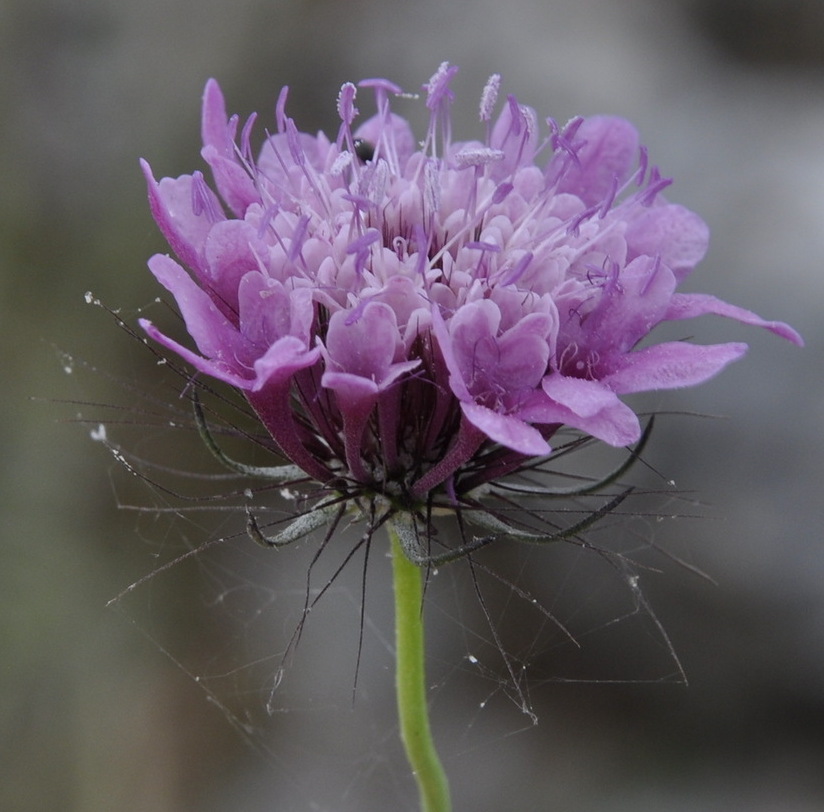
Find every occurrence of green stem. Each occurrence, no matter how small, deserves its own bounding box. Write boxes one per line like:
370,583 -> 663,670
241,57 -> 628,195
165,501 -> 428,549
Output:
389,524 -> 452,812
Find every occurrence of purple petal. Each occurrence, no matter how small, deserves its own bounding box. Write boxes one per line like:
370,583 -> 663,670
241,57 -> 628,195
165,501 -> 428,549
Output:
558,256 -> 677,362
489,96 -> 539,179
141,160 -> 223,277
602,341 -> 748,394
237,272 -> 292,347
430,304 -> 474,402
495,313 -> 552,390
252,337 -> 321,390
201,79 -> 233,158
461,402 -> 551,456
324,302 -> 398,379
666,293 -> 804,346
200,81 -> 257,214
320,371 -> 380,402
140,318 -> 253,389
447,299 -> 502,390
543,373 -> 622,418
204,220 -> 268,315
200,145 -> 259,217
553,116 -> 639,207
321,302 -> 420,406
146,253 -> 249,364
528,376 -> 642,447
624,204 -> 709,281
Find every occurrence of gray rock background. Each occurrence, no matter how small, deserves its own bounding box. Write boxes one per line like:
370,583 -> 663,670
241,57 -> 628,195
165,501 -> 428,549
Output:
2,0 -> 822,809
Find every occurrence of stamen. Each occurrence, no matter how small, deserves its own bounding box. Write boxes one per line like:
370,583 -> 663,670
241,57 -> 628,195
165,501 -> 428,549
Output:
288,214 -> 310,264
500,251 -> 533,286
636,145 -> 649,186
423,159 -> 440,225
479,74 -> 501,124
566,204 -> 600,237
286,118 -> 305,167
424,62 -> 458,111
337,82 -> 359,126
330,150 -> 353,176
638,166 -> 673,205
240,113 -> 258,166
452,147 -> 504,169
275,86 -> 289,134
599,175 -> 619,218
347,229 -> 381,275
422,62 -> 458,158
191,171 -> 223,221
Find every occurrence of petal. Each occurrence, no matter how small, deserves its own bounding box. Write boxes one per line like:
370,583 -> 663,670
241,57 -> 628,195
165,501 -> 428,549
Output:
489,97 -> 539,179
430,304 -> 473,402
140,319 -> 252,389
554,116 -> 639,207
205,221 -> 268,315
141,160 -> 223,276
252,337 -> 321,390
200,145 -> 259,217
448,299 -> 502,389
461,402 -> 551,456
526,377 -> 642,447
323,302 -> 399,380
558,256 -> 677,361
200,81 -> 257,213
237,272 -> 292,347
146,253 -> 249,364
666,293 -> 804,346
602,341 -> 748,394
624,204 -> 709,281
320,371 -> 380,402
542,373 -> 621,418
201,79 -> 233,159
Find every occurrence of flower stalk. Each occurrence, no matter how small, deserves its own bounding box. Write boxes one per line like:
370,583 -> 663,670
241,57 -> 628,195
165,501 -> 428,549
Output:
390,523 -> 452,812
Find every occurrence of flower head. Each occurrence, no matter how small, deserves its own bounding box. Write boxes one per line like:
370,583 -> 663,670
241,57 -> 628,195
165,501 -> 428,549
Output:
140,64 -> 801,528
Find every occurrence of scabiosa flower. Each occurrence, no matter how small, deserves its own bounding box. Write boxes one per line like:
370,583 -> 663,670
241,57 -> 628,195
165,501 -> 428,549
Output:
140,63 -> 801,536
137,64 -> 801,811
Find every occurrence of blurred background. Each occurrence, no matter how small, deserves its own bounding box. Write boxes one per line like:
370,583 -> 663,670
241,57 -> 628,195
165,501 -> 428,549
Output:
1,0 -> 822,809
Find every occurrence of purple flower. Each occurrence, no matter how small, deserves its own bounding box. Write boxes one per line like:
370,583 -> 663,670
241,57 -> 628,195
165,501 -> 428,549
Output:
139,64 -> 801,511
